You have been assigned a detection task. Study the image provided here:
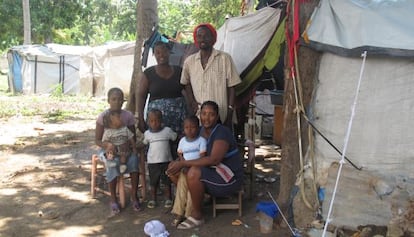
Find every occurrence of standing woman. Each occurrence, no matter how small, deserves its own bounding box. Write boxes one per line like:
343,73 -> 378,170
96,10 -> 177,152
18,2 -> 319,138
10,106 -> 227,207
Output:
137,41 -> 187,202
137,41 -> 187,136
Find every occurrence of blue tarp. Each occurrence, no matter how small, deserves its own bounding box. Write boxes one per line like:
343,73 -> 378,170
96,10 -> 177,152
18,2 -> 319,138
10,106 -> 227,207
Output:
10,51 -> 23,92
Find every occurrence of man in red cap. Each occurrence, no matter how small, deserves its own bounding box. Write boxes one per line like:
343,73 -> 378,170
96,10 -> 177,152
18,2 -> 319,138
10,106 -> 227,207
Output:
180,23 -> 241,128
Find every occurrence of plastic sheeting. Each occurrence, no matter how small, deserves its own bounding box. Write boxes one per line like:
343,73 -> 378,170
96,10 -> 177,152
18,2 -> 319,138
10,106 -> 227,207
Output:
309,52 -> 414,228
8,44 -> 93,95
215,7 -> 285,95
311,52 -> 414,177
303,0 -> 414,57
7,42 -> 135,96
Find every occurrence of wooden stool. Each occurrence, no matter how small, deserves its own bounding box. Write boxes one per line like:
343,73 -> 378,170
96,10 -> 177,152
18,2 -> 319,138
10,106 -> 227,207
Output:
90,154 -> 130,208
212,140 -> 255,218
212,190 -> 243,217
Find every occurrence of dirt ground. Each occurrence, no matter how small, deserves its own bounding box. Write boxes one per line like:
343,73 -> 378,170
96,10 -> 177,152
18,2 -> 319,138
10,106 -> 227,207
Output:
0,114 -> 292,237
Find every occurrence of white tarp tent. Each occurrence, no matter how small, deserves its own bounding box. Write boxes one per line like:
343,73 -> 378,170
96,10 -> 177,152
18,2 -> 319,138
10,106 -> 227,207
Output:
92,41 -> 135,97
7,42 -> 135,96
301,0 -> 414,229
313,53 -> 414,226
8,44 -> 93,95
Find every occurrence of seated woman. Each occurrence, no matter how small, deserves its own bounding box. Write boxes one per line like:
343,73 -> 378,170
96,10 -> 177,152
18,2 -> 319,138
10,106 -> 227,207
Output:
166,100 -> 243,229
95,87 -> 141,215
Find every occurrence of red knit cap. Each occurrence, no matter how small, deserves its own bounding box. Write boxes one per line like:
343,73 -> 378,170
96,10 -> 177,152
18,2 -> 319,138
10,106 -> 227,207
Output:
193,23 -> 217,47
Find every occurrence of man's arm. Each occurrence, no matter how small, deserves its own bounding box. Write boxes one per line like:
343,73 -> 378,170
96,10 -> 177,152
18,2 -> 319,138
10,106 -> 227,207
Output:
225,86 -> 236,127
137,72 -> 149,133
184,84 -> 198,116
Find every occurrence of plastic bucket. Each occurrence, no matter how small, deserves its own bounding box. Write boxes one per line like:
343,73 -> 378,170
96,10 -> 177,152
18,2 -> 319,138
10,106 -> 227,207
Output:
256,201 -> 278,234
258,211 -> 273,233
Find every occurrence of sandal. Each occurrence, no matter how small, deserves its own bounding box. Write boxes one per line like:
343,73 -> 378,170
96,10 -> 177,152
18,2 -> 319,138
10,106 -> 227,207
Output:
110,202 -> 120,216
177,216 -> 204,230
164,199 -> 173,208
171,216 -> 185,227
132,201 -> 141,212
147,200 -> 157,209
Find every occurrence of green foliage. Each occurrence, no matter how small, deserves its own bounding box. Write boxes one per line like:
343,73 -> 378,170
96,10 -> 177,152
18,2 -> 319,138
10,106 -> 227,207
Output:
191,0 -> 240,28
0,0 -> 241,51
158,0 -> 240,42
0,0 -> 136,51
44,109 -> 71,122
0,0 -> 24,51
158,0 -> 194,38
50,84 -> 63,98
30,0 -> 83,43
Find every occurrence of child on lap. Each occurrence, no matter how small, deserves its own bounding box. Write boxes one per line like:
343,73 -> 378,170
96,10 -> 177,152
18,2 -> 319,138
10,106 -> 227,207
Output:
102,111 -> 137,174
169,116 -> 206,226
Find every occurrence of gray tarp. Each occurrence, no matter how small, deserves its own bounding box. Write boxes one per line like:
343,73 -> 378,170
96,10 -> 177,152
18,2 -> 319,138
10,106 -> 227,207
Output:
310,52 -> 414,227
302,0 -> 414,228
312,53 -> 414,176
303,0 -> 414,57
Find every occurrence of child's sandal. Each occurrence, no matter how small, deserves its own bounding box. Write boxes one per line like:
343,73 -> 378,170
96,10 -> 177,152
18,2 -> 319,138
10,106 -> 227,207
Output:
147,200 -> 157,209
164,199 -> 173,208
110,202 -> 120,216
132,201 -> 141,212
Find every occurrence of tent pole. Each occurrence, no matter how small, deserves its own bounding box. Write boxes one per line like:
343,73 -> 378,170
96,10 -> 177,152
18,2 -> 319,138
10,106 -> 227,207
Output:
62,56 -> 65,93
34,55 -> 37,94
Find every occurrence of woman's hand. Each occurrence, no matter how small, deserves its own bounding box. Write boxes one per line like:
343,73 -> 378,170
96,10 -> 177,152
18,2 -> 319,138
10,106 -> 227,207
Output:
138,118 -> 146,133
166,160 -> 183,176
190,101 -> 200,116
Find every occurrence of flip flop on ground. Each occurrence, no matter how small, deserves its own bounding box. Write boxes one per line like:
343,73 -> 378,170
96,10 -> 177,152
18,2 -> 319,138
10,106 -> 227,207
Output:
177,216 -> 204,229
164,199 -> 173,208
110,202 -> 120,216
132,200 -> 141,212
147,200 -> 157,209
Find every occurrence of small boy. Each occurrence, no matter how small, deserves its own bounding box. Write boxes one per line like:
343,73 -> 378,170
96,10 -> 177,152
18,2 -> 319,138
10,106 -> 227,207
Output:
143,109 -> 177,209
102,110 -> 137,174
170,115 -> 207,226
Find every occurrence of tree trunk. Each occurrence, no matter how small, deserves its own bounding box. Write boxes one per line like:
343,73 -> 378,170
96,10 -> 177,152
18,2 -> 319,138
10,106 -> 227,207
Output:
126,0 -> 158,114
278,0 -> 321,227
22,0 -> 31,45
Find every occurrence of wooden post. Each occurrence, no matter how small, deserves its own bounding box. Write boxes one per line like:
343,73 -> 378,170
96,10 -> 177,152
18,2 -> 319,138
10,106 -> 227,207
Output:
273,105 -> 284,145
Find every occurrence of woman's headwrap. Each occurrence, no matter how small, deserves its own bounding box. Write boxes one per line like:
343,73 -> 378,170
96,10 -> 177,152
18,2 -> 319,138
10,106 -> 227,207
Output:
193,23 -> 217,47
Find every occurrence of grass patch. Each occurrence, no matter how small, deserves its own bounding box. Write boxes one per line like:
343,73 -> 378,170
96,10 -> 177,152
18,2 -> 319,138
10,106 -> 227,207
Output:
0,74 -> 9,94
0,75 -> 108,122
